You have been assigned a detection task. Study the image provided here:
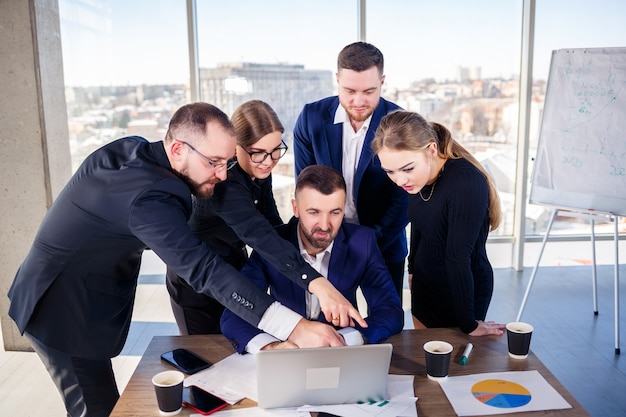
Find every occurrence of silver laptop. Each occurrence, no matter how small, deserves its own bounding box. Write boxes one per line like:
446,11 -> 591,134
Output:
256,343 -> 392,409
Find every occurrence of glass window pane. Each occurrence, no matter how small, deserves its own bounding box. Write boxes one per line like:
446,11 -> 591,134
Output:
196,0 -> 356,219
368,0 -> 524,236
529,0 -> 626,236
59,0 -> 190,171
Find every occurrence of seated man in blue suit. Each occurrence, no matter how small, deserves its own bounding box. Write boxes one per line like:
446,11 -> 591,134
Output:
221,165 -> 404,353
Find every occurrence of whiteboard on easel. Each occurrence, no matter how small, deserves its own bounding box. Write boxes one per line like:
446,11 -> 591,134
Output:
529,47 -> 626,217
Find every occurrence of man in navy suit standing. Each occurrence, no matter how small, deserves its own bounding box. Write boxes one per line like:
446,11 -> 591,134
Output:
221,165 -> 403,353
7,103 -> 364,417
294,42 -> 409,301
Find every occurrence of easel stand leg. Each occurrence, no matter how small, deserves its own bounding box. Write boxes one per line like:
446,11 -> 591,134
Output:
516,209 -> 558,321
590,216 -> 598,315
614,216 -> 621,355
517,209 -> 621,354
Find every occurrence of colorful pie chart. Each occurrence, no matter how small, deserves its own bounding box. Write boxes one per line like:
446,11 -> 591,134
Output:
471,379 -> 532,408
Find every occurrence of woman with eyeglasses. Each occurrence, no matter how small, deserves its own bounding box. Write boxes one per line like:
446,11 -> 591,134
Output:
372,110 -> 505,337
166,100 -> 363,337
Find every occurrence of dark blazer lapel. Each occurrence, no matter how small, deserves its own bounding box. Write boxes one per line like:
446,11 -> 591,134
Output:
326,224 -> 348,286
284,219 -> 310,316
354,98 -> 389,198
324,98 -> 344,171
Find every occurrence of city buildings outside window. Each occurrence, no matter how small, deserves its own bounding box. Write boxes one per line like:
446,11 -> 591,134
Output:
58,0 -> 626,246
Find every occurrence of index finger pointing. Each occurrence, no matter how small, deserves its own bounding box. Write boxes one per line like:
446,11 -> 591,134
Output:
349,307 -> 367,328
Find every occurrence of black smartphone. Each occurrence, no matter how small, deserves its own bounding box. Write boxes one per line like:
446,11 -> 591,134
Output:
160,348 -> 211,375
182,385 -> 228,415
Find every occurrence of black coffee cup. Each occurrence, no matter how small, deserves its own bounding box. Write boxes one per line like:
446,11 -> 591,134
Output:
152,370 -> 184,416
506,322 -> 533,359
423,340 -> 453,380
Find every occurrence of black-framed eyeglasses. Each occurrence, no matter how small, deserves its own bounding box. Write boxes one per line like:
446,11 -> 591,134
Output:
242,140 -> 288,163
180,141 -> 237,171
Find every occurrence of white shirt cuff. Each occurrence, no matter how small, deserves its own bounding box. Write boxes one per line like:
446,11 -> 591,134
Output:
245,333 -> 280,354
257,301 -> 302,341
338,327 -> 365,346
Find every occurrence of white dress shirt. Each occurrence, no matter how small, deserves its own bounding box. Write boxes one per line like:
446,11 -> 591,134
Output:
334,105 -> 373,225
246,231 -> 364,353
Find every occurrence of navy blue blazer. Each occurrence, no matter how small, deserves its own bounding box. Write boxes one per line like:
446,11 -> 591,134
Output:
7,137 -> 309,359
293,96 -> 408,263
221,217 -> 404,353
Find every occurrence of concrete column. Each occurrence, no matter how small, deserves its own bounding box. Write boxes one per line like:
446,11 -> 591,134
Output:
1,0 -> 71,351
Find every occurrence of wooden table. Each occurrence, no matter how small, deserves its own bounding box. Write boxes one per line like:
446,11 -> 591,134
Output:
110,329 -> 589,417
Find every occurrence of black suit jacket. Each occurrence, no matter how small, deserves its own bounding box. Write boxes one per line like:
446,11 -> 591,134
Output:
7,136 -> 288,359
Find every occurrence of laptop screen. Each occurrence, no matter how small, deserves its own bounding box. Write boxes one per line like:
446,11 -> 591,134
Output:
256,343 -> 393,409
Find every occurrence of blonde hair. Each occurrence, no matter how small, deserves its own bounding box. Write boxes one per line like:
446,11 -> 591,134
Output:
372,110 -> 501,231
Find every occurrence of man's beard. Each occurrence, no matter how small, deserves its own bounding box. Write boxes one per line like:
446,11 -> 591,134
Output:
340,100 -> 375,124
300,225 -> 335,250
174,169 -> 218,199
347,107 -> 373,123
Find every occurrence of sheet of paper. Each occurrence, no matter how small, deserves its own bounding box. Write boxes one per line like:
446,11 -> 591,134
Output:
183,352 -> 255,404
191,408 -> 307,417
387,374 -> 418,417
438,370 -> 572,416
298,375 -> 417,417
299,397 -> 417,417
387,374 -> 416,399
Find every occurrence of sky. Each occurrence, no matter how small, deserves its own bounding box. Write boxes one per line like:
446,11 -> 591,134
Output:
59,0 -> 626,88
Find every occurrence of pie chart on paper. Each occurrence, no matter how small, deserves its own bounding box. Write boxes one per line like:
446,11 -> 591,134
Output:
471,379 -> 532,408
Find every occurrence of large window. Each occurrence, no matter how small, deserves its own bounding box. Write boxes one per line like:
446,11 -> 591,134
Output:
57,0 -> 625,257
196,0 -> 356,218
59,0 -> 189,171
368,0 -> 524,236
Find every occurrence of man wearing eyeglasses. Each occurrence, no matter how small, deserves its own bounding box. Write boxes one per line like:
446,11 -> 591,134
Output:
7,102 -> 365,417
165,99 -> 303,337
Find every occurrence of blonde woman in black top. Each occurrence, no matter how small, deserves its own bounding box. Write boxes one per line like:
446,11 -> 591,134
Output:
372,110 -> 504,336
